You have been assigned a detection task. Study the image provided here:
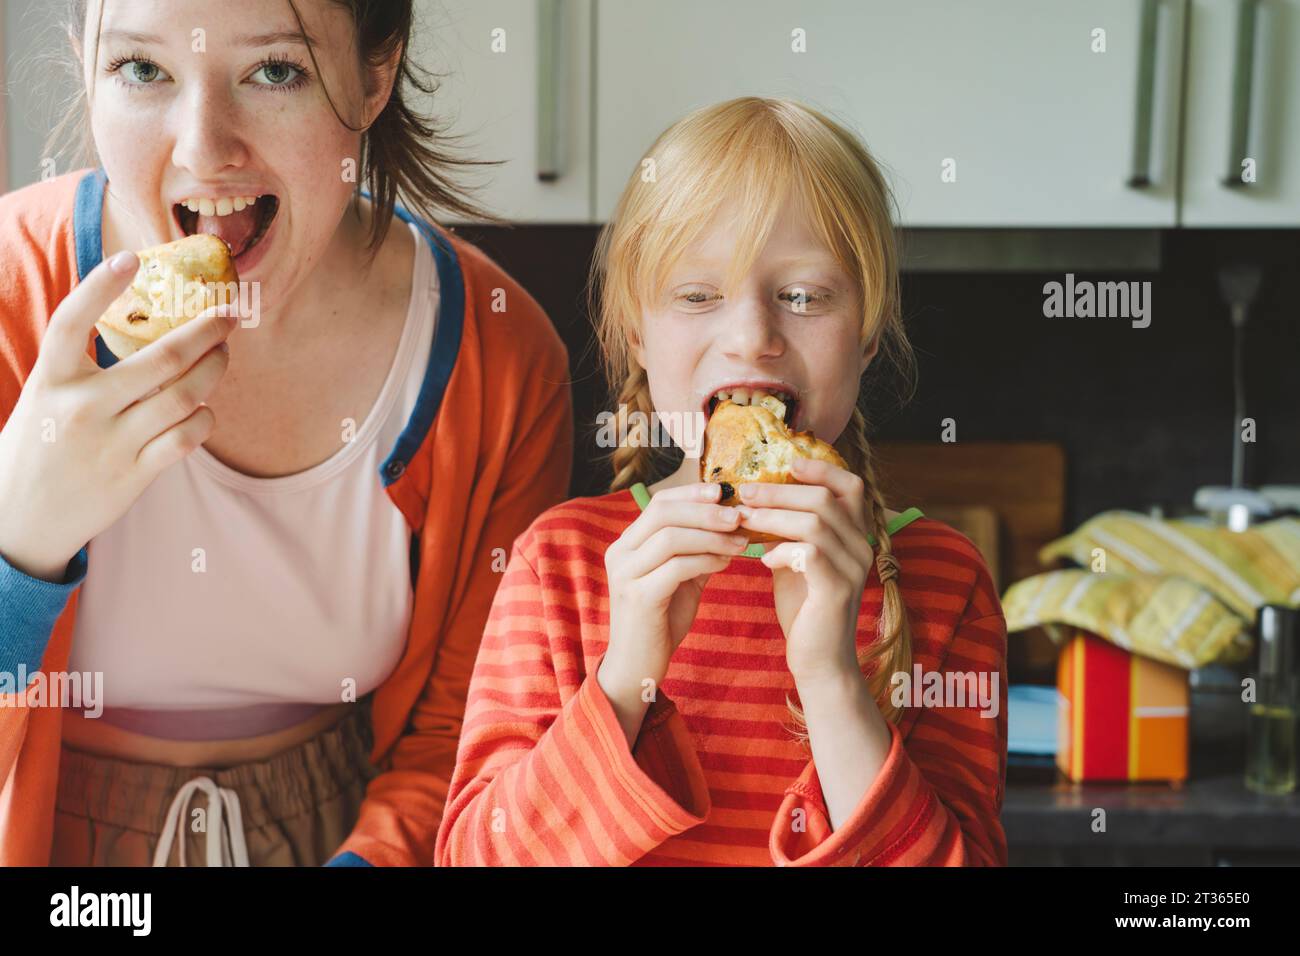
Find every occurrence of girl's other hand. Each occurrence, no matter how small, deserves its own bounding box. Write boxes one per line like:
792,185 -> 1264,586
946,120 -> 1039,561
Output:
736,457 -> 875,687
598,482 -> 749,745
0,252 -> 238,583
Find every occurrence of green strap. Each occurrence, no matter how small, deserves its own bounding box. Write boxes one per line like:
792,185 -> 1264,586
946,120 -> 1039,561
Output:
628,483 -> 924,559
629,482 -> 652,510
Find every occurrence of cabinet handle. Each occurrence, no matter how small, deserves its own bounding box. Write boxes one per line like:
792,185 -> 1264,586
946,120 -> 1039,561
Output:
1222,0 -> 1259,187
537,0 -> 562,182
1127,0 -> 1161,188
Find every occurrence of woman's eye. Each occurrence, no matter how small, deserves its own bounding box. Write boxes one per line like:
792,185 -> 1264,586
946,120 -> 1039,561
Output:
128,61 -> 161,83
110,58 -> 169,87
251,60 -> 304,87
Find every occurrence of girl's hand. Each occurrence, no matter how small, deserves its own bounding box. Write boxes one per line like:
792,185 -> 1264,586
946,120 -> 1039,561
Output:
0,252 -> 239,583
735,457 -> 875,687
603,482 -> 750,680
599,482 -> 750,744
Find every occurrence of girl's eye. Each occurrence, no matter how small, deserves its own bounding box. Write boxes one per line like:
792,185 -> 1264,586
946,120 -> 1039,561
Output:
674,288 -> 722,308
250,59 -> 308,90
778,287 -> 829,312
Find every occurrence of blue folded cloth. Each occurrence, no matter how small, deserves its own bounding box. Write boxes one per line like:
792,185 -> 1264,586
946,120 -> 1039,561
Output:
1008,684 -> 1061,756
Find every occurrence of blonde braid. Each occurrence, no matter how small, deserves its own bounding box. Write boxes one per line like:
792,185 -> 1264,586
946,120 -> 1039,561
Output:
609,366 -> 662,492
785,406 -> 914,740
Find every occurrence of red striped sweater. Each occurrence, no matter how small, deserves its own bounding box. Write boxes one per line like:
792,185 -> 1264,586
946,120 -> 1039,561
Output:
434,484 -> 1008,866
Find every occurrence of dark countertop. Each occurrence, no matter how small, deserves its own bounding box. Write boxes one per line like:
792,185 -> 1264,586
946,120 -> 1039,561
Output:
1003,771 -> 1300,848
1001,687 -> 1300,864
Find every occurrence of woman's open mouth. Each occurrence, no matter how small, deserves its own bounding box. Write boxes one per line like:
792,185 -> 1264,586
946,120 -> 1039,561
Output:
173,195 -> 279,261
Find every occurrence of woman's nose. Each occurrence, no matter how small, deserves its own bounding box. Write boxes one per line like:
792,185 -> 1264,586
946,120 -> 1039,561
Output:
721,301 -> 786,363
169,84 -> 248,176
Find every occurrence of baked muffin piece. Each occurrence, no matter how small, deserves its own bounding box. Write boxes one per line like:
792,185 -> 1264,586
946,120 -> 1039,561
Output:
700,400 -> 847,543
95,234 -> 239,360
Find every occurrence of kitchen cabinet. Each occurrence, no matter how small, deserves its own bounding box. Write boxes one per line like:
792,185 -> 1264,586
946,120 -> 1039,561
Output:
1181,0 -> 1300,226
593,0 -> 1187,226
410,0 -> 593,223
413,0 -> 1296,228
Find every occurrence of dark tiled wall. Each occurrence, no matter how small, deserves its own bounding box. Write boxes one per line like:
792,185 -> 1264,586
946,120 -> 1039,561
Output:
455,225 -> 1300,528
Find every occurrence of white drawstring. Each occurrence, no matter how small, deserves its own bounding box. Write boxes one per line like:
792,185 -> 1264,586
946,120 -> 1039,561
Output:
152,776 -> 250,867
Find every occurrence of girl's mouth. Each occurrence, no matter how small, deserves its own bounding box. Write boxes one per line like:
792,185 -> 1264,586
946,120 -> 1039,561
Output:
705,386 -> 799,428
173,195 -> 279,260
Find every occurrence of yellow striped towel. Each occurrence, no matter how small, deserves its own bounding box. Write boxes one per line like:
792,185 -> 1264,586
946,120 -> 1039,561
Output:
1037,511 -> 1300,622
1002,569 -> 1251,668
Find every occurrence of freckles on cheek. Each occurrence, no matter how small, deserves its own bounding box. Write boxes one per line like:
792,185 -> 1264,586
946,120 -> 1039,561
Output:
91,106 -> 159,165
256,101 -> 345,158
258,111 -> 359,212
245,85 -> 355,162
839,346 -> 869,431
91,118 -> 167,207
309,130 -> 362,197
642,333 -> 701,421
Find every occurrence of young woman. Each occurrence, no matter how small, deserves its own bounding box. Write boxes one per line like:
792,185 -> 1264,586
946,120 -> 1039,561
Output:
0,0 -> 571,866
435,97 -> 1007,866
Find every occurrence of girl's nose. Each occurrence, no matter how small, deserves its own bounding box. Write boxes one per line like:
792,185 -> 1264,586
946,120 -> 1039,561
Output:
721,301 -> 786,363
169,85 -> 248,176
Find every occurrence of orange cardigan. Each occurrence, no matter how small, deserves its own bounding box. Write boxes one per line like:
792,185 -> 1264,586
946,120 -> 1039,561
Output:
435,489 -> 1008,866
0,169 -> 573,866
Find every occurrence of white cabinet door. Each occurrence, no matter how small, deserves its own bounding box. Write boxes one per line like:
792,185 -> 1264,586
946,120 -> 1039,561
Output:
1182,0 -> 1300,226
594,0 -> 1185,226
411,0 -> 593,223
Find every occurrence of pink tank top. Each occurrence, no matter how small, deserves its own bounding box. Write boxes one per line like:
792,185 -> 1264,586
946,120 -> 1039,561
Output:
68,220 -> 438,739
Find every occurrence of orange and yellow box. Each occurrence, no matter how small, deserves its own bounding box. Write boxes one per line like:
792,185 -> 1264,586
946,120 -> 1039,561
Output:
1056,629 -> 1188,782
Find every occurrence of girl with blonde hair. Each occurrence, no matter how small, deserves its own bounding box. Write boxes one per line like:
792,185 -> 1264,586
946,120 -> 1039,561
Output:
436,97 -> 1006,866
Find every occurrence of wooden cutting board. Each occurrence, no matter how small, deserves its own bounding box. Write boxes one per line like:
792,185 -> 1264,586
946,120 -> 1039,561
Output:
871,441 -> 1067,679
872,441 -> 1065,590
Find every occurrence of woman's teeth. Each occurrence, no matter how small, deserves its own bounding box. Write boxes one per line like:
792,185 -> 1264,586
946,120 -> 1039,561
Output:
180,196 -> 261,217
175,194 -> 278,260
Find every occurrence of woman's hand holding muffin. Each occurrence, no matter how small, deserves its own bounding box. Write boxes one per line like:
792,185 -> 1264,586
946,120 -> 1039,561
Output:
0,251 -> 238,583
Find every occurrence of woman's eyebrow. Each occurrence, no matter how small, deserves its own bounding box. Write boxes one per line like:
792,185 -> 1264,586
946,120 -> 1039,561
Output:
99,28 -> 319,48
232,29 -> 320,48
99,29 -> 165,45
